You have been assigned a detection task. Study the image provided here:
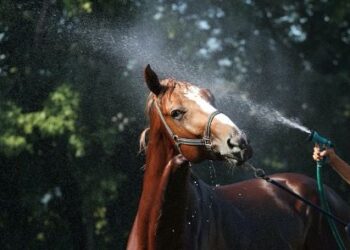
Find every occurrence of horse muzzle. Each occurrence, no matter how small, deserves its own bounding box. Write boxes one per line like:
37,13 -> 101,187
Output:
224,135 -> 253,166
238,144 -> 253,163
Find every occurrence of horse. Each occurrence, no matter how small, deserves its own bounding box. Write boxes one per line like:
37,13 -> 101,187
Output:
127,65 -> 350,250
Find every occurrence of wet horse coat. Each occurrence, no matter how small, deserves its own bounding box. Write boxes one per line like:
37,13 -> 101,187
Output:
127,65 -> 350,249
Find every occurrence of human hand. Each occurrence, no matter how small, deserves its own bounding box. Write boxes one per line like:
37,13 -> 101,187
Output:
312,146 -> 335,162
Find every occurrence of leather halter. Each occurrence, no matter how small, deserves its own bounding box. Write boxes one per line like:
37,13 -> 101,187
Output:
153,100 -> 221,154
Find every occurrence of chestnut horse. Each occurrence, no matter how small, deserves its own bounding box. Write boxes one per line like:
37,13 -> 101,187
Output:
127,65 -> 350,250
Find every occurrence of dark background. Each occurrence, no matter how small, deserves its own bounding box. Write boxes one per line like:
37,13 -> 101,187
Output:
1,0 -> 350,249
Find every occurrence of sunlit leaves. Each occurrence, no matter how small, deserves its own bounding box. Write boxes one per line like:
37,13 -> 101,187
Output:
94,206 -> 107,235
0,134 -> 31,156
0,84 -> 83,157
81,2 -> 93,13
63,0 -> 93,16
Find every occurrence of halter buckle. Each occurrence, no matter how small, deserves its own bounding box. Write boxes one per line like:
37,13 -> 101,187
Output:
203,137 -> 212,149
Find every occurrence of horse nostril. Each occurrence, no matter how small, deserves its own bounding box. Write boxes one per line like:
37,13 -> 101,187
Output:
227,138 -> 235,149
228,137 -> 247,150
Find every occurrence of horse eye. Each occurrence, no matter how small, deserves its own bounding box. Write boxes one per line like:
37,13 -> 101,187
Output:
171,109 -> 184,120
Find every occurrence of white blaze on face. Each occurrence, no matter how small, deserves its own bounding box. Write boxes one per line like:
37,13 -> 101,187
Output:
184,86 -> 241,133
184,86 -> 216,113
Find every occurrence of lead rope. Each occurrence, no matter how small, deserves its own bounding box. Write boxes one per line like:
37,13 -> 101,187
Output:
244,162 -> 350,245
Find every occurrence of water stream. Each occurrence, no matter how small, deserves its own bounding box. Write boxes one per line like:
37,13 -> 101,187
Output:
225,94 -> 312,135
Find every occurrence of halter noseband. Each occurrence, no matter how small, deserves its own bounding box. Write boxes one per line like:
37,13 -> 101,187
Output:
153,100 -> 221,154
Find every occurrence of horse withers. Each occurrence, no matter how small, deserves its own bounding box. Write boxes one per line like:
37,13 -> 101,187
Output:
127,65 -> 350,250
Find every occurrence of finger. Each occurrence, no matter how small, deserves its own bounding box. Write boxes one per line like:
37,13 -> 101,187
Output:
314,150 -> 321,157
313,153 -> 323,160
320,150 -> 328,157
313,156 -> 321,161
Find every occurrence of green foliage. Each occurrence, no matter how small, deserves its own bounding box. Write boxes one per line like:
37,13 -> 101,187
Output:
0,85 -> 83,157
63,0 -> 93,16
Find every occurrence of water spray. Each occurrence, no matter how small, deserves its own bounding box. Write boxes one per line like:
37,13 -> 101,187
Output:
307,130 -> 348,249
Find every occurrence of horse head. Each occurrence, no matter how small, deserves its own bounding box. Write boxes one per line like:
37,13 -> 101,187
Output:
144,64 -> 252,165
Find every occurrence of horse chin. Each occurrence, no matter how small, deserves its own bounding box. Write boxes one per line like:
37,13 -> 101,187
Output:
208,152 -> 242,167
220,146 -> 253,167
224,156 -> 245,167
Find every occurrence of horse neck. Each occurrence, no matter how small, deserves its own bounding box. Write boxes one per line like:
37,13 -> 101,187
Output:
133,110 -> 191,249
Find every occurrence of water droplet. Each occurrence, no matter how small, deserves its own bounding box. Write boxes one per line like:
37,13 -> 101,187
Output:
208,161 -> 217,186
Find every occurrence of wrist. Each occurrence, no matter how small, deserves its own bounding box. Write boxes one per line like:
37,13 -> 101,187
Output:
327,153 -> 338,165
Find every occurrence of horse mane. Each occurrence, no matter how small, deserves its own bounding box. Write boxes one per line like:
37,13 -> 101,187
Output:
139,127 -> 149,154
139,79 -> 190,154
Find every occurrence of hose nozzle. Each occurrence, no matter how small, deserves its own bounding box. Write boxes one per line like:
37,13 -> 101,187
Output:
307,130 -> 334,148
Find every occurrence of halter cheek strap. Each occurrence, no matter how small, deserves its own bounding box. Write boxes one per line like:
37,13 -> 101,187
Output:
153,100 -> 221,154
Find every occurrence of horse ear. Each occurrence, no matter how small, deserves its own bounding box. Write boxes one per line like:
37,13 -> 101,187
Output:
144,64 -> 162,95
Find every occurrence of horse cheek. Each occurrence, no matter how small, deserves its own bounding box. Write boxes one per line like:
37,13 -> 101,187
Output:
180,144 -> 206,163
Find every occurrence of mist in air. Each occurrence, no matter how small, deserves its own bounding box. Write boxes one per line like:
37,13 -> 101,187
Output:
72,2 -> 311,141
65,1 -> 319,180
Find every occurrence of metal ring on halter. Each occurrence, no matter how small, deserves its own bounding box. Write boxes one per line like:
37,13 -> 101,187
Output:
254,168 -> 267,179
203,137 -> 212,150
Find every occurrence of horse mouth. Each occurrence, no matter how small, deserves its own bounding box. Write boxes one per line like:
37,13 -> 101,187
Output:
222,145 -> 253,167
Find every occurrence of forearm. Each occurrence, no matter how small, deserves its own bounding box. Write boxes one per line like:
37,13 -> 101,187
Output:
329,154 -> 350,185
